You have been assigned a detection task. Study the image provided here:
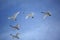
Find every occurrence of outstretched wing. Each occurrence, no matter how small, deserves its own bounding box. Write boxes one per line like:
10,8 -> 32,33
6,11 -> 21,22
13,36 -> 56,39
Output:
43,14 -> 48,19
16,33 -> 20,39
10,25 -> 16,29
10,25 -> 13,27
41,12 -> 45,13
25,16 -> 29,19
13,11 -> 20,18
10,34 -> 15,39
16,24 -> 19,27
8,16 -> 14,19
29,12 -> 34,17
16,33 -> 19,36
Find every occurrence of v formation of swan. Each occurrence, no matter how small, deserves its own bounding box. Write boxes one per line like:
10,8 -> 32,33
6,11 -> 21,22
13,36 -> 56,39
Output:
8,11 -> 51,39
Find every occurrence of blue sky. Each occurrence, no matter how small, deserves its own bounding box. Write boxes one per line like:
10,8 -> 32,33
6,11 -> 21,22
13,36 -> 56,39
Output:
0,0 -> 60,40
